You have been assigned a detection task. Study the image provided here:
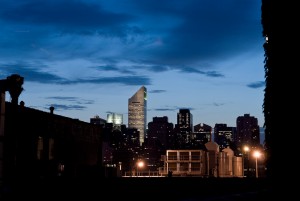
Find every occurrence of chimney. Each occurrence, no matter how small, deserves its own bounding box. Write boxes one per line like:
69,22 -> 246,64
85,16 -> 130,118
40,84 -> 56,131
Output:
50,106 -> 54,114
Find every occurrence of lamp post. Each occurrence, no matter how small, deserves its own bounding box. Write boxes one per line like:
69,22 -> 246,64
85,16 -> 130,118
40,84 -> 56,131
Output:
243,146 -> 250,177
253,150 -> 261,178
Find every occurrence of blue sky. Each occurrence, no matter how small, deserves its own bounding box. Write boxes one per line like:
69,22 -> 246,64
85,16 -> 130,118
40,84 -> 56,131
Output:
0,0 -> 265,129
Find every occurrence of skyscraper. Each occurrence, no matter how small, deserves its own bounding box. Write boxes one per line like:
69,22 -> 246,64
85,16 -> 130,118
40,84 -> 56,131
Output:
107,112 -> 123,130
174,109 -> 193,149
236,114 -> 260,149
128,86 -> 147,146
214,123 -> 236,151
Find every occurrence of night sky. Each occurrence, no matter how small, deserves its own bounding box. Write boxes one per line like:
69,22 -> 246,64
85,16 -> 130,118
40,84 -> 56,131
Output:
0,0 -> 265,132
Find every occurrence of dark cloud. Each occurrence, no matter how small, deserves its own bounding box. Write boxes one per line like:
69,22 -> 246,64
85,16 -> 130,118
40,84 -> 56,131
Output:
0,63 -> 65,83
0,0 -> 262,96
179,67 -> 224,77
77,76 -> 151,86
0,62 -> 151,86
213,103 -> 225,107
153,106 -> 195,112
95,65 -> 136,75
0,0 -> 133,30
247,81 -> 265,89
126,0 -> 263,66
46,104 -> 86,111
149,90 -> 166,93
147,65 -> 172,72
0,0 -> 262,70
46,96 -> 94,105
154,108 -> 177,112
46,96 -> 78,101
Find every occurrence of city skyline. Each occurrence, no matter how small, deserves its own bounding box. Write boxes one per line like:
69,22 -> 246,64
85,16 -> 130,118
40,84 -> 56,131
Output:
0,0 -> 265,129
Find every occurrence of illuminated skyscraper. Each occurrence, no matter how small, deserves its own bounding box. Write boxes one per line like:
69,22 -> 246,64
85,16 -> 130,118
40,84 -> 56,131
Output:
107,112 -> 123,130
128,86 -> 147,146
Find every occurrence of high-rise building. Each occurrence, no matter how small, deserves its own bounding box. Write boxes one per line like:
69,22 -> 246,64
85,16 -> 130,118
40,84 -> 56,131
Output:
192,123 -> 212,147
147,116 -> 174,149
128,86 -> 147,146
177,109 -> 193,132
174,109 -> 193,149
214,123 -> 236,151
107,112 -> 123,130
236,114 -> 260,149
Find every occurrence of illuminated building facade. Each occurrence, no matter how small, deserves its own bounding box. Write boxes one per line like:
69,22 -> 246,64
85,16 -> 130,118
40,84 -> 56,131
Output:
107,113 -> 123,130
128,86 -> 147,146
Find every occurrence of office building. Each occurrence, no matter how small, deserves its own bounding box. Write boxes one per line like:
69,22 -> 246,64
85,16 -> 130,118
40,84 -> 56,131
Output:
128,86 -> 147,146
147,116 -> 174,149
107,112 -> 123,130
214,123 -> 236,151
236,114 -> 260,149
174,109 -> 193,149
192,123 -> 212,148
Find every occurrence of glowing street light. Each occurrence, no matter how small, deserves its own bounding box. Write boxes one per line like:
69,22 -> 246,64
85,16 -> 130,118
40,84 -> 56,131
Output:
243,146 -> 250,177
253,150 -> 261,178
243,146 -> 250,153
137,160 -> 144,176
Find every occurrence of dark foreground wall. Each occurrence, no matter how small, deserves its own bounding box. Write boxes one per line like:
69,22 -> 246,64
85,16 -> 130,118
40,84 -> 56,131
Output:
1,177 -> 272,201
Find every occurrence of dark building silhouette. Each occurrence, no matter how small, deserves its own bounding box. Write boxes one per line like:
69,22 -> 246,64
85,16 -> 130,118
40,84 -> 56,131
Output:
191,123 -> 212,148
147,116 -> 174,149
145,116 -> 174,170
214,123 -> 236,151
236,114 -> 260,149
0,75 -> 104,182
90,115 -> 106,125
174,109 -> 193,149
0,74 -> 24,181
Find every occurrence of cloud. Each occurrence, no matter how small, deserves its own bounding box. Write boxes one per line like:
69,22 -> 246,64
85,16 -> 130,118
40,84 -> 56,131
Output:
94,65 -> 136,75
212,102 -> 225,107
0,0 -> 263,71
152,106 -> 195,112
0,62 -> 65,83
46,96 -> 78,101
179,67 -> 224,77
77,76 -> 151,86
149,90 -> 166,93
46,96 -> 94,105
46,104 -> 86,111
0,62 -> 151,86
247,81 -> 265,89
0,0 -> 134,31
153,108 -> 177,112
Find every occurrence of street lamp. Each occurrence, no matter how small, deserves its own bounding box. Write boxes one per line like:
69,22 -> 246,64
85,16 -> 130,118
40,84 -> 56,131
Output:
253,150 -> 261,178
243,146 -> 250,177
137,160 -> 144,177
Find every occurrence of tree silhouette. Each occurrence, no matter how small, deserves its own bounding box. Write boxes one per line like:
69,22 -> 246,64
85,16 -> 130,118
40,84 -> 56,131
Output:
261,0 -> 273,179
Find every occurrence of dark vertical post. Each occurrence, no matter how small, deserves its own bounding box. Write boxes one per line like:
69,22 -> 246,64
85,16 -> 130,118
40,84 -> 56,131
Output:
0,90 -> 5,181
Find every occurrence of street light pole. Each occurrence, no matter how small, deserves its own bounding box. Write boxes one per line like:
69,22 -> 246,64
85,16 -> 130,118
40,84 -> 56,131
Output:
255,157 -> 258,178
243,146 -> 250,177
253,150 -> 261,178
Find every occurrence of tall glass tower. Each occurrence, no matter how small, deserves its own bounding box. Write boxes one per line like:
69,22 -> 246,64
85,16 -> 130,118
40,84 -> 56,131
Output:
128,86 -> 147,146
